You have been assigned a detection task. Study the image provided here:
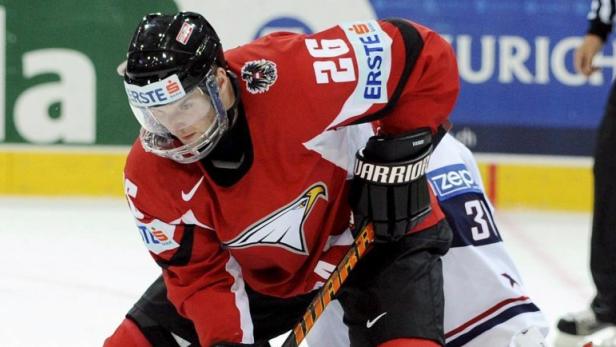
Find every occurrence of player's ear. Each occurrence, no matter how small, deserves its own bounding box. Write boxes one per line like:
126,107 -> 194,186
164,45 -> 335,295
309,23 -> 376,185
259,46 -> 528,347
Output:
215,67 -> 227,87
116,60 -> 127,76
216,67 -> 235,109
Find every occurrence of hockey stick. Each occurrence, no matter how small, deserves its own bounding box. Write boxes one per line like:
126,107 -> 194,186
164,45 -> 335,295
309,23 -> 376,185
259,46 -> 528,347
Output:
281,223 -> 375,347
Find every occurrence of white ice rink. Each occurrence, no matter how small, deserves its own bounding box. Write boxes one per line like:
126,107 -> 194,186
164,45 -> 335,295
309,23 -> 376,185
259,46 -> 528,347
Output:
0,197 -> 597,347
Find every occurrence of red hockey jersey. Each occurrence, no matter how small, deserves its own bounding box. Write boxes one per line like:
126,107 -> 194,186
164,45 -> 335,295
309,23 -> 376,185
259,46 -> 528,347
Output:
123,19 -> 459,345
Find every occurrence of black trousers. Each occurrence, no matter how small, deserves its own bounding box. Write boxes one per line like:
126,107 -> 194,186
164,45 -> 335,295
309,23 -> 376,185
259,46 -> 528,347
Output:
590,82 -> 616,324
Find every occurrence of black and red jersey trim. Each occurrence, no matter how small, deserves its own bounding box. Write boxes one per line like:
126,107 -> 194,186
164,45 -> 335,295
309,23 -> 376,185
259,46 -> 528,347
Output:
155,225 -> 195,268
350,18 -> 424,125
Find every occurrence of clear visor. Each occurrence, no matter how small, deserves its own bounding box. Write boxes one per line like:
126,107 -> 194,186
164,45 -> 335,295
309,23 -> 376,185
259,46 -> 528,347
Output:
130,86 -> 214,143
126,71 -> 229,163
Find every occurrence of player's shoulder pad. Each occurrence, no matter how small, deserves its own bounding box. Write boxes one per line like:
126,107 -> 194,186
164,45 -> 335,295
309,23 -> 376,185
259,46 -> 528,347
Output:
123,139 -> 202,220
124,139 -> 172,177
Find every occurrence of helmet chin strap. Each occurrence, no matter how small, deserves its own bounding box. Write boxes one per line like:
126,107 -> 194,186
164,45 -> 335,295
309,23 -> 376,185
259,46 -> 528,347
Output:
207,71 -> 247,170
202,101 -> 253,186
224,70 -> 241,130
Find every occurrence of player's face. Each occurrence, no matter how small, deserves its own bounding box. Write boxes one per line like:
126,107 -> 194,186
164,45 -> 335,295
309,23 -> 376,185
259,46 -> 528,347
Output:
150,88 -> 216,145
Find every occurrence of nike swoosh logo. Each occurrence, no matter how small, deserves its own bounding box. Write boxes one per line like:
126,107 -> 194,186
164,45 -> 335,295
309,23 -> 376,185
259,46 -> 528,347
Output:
181,177 -> 204,202
366,312 -> 387,328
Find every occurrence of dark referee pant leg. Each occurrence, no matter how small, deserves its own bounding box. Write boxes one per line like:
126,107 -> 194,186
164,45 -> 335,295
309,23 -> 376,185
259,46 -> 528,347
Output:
590,83 -> 616,324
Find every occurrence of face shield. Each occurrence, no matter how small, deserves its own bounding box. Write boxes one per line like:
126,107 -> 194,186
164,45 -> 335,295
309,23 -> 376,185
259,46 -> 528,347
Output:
124,71 -> 229,164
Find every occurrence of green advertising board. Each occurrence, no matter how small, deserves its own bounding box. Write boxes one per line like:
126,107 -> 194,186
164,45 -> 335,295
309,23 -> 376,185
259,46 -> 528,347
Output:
0,1 -> 178,145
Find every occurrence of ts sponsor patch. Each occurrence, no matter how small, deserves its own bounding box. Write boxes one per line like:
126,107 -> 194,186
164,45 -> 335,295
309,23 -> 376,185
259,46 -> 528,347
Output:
428,164 -> 482,201
241,59 -> 278,94
136,219 -> 179,255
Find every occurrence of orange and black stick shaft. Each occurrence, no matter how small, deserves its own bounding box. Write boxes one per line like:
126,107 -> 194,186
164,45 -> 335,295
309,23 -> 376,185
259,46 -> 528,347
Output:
281,223 -> 375,347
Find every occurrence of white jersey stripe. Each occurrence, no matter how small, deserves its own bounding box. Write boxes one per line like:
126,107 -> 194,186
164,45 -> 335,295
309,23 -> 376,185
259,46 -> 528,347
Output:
303,122 -> 373,178
225,256 -> 254,344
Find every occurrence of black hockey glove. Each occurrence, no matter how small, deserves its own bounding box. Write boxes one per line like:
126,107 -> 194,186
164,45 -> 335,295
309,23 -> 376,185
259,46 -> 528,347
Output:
349,129 -> 433,243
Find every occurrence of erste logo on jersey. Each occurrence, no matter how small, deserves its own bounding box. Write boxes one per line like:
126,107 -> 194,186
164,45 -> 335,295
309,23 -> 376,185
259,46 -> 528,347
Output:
136,219 -> 180,255
223,183 -> 328,254
342,21 -> 392,102
241,59 -> 278,94
124,74 -> 186,107
428,164 -> 482,201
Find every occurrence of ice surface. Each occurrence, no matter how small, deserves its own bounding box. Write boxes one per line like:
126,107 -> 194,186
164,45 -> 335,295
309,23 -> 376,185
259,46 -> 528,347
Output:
0,197 -> 595,346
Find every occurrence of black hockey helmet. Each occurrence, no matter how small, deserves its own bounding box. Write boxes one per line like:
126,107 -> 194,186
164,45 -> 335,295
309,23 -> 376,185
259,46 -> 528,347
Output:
125,11 -> 226,90
121,12 -> 236,164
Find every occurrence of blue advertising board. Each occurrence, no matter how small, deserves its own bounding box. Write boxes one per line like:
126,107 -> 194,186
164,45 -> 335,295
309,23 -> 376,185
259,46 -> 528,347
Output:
369,0 -> 609,155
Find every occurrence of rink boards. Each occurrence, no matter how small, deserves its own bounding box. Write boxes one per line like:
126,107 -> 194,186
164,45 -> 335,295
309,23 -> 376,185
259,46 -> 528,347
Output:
0,147 -> 592,212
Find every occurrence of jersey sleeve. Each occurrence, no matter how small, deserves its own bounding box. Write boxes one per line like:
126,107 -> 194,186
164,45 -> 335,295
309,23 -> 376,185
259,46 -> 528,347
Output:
297,19 -> 457,232
312,19 -> 460,135
123,172 -> 254,345
427,135 -> 502,248
227,18 -> 458,139
376,20 -> 460,135
161,224 -> 253,346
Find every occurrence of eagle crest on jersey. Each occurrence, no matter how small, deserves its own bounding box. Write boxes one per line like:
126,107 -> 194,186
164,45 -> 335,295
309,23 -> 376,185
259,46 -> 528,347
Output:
223,183 -> 327,254
240,59 -> 278,94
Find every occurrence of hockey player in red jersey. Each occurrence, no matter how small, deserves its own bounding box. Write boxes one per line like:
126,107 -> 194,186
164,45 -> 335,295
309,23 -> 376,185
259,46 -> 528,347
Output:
106,11 -> 459,347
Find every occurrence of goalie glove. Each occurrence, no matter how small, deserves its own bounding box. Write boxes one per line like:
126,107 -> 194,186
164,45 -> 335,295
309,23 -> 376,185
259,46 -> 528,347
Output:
349,129 -> 433,243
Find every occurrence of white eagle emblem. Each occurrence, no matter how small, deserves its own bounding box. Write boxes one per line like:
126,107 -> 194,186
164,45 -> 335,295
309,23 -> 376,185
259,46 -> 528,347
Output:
223,183 -> 327,254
